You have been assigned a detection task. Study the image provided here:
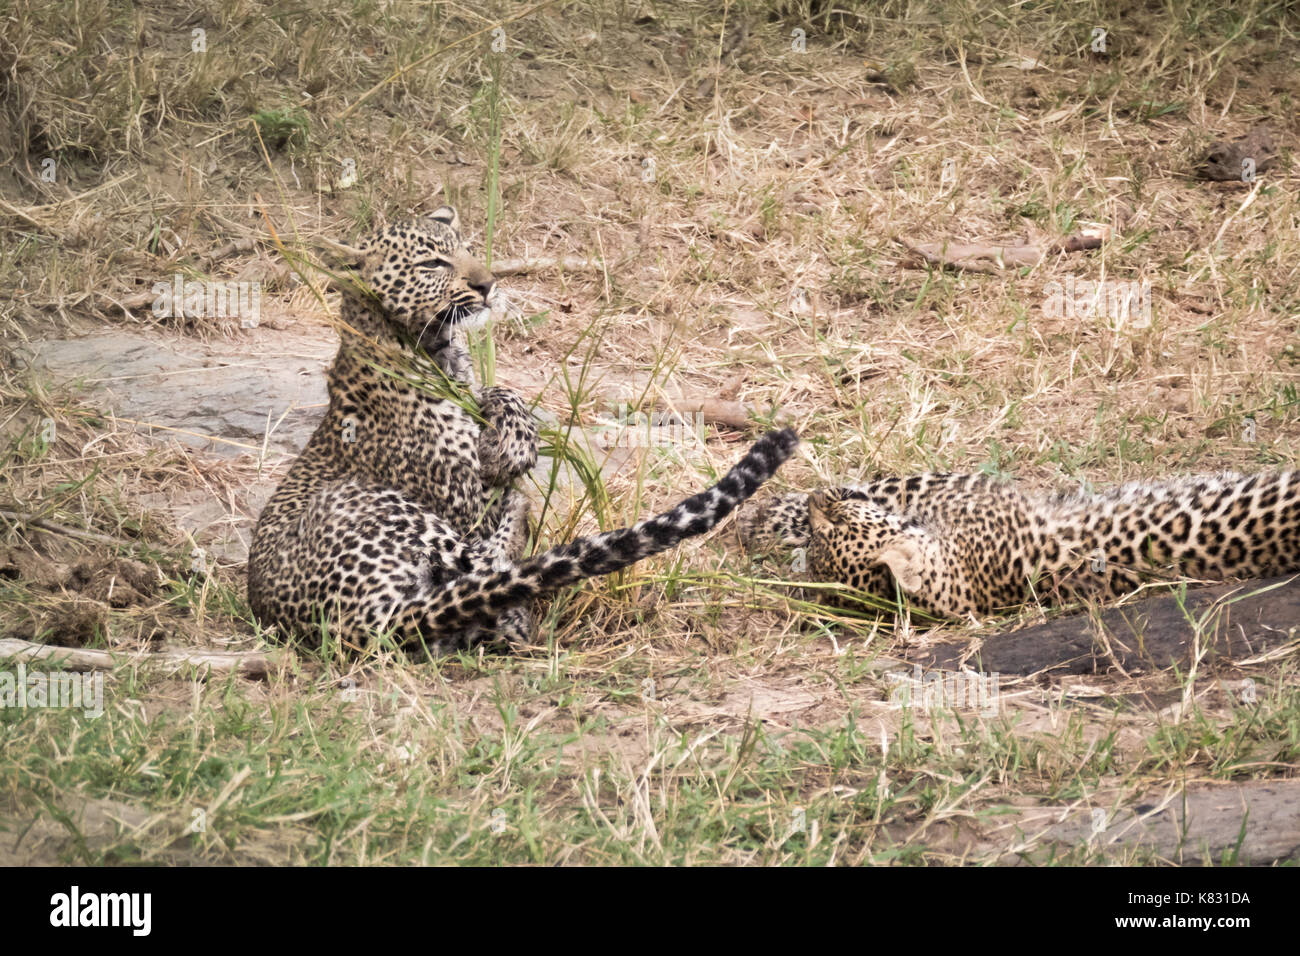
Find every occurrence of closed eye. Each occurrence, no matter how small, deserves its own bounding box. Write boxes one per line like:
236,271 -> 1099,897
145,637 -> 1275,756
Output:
412,257 -> 452,269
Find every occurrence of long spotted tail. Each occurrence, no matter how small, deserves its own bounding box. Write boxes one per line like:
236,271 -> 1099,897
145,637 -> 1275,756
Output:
422,428 -> 798,632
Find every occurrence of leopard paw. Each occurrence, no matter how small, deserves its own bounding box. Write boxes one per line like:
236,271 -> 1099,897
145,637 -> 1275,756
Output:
476,386 -> 539,485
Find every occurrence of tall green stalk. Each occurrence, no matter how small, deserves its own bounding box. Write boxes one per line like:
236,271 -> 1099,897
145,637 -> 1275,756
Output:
470,52 -> 503,387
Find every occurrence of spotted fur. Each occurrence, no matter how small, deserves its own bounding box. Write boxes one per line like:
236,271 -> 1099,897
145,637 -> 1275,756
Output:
248,207 -> 797,652
737,471 -> 1300,618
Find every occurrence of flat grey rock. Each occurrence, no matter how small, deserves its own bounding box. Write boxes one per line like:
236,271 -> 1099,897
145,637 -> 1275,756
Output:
17,328 -> 334,458
10,326 -> 659,565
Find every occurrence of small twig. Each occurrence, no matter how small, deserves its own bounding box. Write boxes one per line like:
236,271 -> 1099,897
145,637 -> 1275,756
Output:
599,393 -> 789,431
0,172 -> 140,237
491,256 -> 606,277
0,509 -> 140,550
898,238 -> 1000,274
202,236 -> 256,266
1052,235 -> 1104,254
897,232 -> 1104,274
104,416 -> 263,452
313,235 -> 365,262
96,290 -> 156,317
0,637 -> 286,680
0,196 -> 46,230
1210,176 -> 1264,247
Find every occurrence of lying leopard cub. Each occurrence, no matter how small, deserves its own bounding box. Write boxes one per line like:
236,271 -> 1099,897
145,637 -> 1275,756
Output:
737,470 -> 1300,618
248,206 -> 798,653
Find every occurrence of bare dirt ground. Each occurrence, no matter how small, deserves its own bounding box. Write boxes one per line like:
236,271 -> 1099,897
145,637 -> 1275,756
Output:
1,0 -> 1298,865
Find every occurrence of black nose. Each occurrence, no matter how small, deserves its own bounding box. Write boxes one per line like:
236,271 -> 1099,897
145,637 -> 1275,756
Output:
469,278 -> 495,301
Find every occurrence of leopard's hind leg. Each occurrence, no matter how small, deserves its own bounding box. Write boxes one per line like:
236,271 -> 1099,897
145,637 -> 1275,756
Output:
431,489 -> 535,655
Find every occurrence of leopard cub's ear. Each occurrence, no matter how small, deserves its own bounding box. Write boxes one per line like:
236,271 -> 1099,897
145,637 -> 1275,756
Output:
429,205 -> 461,233
808,491 -> 836,530
878,538 -> 925,594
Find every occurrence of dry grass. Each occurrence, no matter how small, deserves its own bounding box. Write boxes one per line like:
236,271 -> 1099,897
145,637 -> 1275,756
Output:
1,0 -> 1299,865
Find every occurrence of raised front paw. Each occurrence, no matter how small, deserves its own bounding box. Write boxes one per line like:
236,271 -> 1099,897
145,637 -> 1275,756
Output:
476,386 -> 539,485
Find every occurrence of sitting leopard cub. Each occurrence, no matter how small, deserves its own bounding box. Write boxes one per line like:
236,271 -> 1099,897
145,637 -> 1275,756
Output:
737,470 -> 1300,618
248,207 -> 798,653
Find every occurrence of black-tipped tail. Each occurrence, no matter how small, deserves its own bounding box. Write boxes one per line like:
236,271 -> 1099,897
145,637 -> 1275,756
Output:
419,428 -> 798,632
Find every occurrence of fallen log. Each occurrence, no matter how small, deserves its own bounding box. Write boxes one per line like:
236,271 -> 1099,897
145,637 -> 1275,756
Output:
910,575 -> 1300,676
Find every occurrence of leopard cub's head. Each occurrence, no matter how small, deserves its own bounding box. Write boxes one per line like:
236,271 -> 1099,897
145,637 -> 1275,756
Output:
808,492 -> 884,585
350,206 -> 496,349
